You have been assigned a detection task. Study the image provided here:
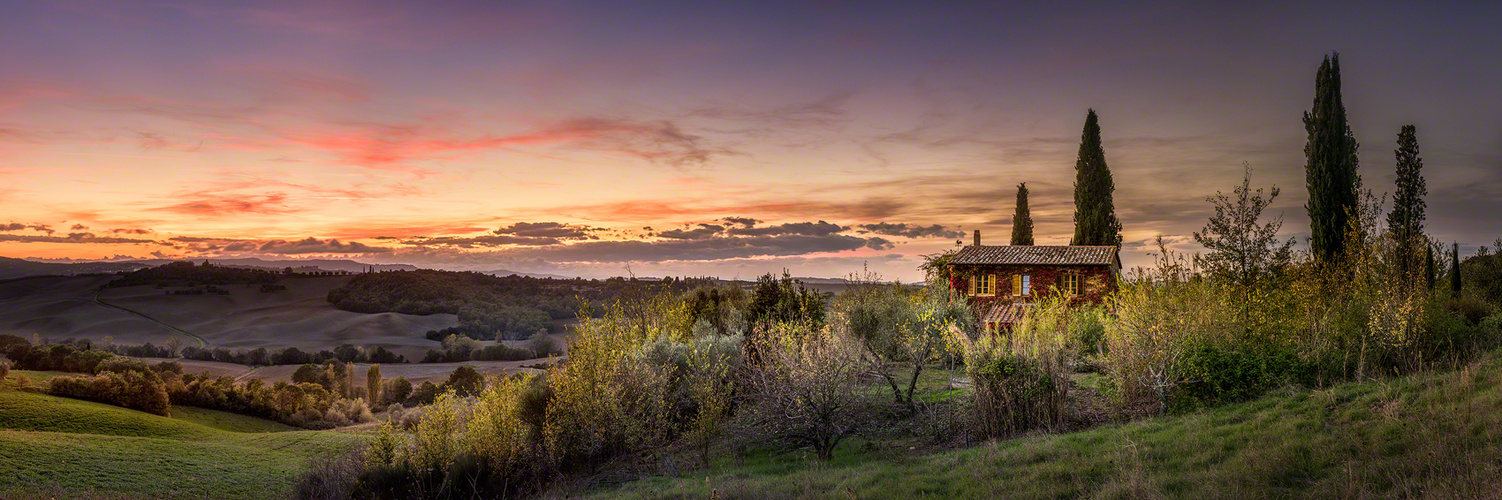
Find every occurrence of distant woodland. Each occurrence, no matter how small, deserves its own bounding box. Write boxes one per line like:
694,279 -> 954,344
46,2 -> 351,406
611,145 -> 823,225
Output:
107,260 -> 282,288
325,270 -> 716,340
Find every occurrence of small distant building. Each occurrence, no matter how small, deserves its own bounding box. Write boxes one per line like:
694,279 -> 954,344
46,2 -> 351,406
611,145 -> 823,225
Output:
948,231 -> 1121,333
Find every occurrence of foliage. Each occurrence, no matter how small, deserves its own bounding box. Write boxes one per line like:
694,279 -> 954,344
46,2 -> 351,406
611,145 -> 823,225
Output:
836,266 -> 968,405
442,366 -> 485,397
1459,240 -> 1502,307
1071,108 -> 1122,247
381,377 -> 413,407
1451,242 -> 1463,293
1172,340 -> 1316,411
741,322 -> 870,461
1304,52 -> 1363,265
321,285 -> 749,497
1011,182 -> 1034,245
421,334 -> 537,362
172,343 -> 405,366
1192,164 -> 1294,289
1387,124 -> 1428,279
328,270 -> 712,340
686,284 -> 751,336
366,365 -> 381,409
48,369 -> 171,416
584,347 -> 1502,500
108,260 -> 282,288
1103,238 -> 1237,412
954,294 -> 1072,438
747,271 -> 828,330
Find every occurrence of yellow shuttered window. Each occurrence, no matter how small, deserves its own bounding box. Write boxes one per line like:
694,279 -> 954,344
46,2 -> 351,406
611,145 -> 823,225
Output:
973,274 -> 994,296
1062,274 -> 1080,295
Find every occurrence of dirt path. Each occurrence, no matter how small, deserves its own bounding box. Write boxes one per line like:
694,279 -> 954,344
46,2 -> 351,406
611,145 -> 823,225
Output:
92,289 -> 208,348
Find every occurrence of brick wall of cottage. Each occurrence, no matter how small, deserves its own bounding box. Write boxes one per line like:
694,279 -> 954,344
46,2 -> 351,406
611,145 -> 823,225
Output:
949,264 -> 1116,307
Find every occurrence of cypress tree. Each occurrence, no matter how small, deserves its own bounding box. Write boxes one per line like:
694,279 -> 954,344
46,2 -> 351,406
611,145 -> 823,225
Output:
1387,125 -> 1427,276
1451,242 -> 1462,293
1304,53 -> 1362,264
367,364 -> 382,405
1011,182 -> 1034,245
1070,109 -> 1122,247
1426,244 -> 1436,290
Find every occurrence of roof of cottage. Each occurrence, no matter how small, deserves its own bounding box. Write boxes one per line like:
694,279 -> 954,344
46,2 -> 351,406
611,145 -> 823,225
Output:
982,302 -> 1032,324
950,245 -> 1120,267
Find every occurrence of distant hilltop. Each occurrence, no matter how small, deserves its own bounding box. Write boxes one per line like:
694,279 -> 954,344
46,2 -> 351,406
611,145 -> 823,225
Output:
0,256 -> 418,280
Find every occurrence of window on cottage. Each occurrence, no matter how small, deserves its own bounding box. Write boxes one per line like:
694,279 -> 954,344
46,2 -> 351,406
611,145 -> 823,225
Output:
1014,274 -> 1031,296
972,274 -> 995,296
1061,274 -> 1080,295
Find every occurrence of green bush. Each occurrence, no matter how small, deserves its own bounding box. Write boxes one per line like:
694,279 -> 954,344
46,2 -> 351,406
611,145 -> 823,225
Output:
1173,341 -> 1316,411
967,348 -> 1066,438
48,370 -> 171,416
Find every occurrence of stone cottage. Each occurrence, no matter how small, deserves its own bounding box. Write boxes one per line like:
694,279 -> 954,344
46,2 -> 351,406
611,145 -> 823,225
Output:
948,231 -> 1121,332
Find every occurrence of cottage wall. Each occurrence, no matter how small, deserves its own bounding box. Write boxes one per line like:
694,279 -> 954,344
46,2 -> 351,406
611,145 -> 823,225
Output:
949,263 -> 1116,307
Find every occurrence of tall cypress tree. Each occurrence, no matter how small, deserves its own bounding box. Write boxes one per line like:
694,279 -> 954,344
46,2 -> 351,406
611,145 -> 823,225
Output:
1451,242 -> 1462,293
1304,53 -> 1362,264
1426,244 -> 1436,290
1386,124 -> 1427,277
1070,109 -> 1122,247
1011,182 -> 1034,245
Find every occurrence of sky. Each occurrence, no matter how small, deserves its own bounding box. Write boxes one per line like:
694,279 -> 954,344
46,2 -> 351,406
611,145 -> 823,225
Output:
2,1 -> 1499,281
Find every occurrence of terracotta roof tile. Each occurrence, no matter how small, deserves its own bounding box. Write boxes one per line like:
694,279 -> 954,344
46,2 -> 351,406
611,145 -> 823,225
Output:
982,303 -> 1032,324
951,245 -> 1118,266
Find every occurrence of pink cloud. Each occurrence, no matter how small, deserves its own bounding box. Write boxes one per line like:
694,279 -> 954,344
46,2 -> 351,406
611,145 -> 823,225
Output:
281,117 -> 735,171
154,192 -> 293,216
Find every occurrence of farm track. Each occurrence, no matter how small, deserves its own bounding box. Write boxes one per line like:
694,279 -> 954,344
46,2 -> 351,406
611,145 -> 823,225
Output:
91,288 -> 209,348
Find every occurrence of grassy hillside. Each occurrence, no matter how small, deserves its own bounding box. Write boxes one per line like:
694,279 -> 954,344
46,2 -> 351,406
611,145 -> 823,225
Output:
0,385 -> 366,499
586,353 -> 1502,499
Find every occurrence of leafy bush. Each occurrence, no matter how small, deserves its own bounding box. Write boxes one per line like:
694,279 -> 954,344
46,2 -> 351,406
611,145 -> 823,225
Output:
48,370 -> 171,416
382,377 -> 413,406
741,322 -> 870,461
1172,341 -> 1316,411
957,295 -> 1071,439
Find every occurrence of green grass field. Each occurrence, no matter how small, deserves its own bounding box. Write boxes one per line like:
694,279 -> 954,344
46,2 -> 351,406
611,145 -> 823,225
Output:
0,379 -> 368,499
587,353 -> 1502,499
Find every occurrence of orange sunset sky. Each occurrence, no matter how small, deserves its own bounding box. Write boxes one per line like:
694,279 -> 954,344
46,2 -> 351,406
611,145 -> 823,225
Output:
3,1 -> 1500,281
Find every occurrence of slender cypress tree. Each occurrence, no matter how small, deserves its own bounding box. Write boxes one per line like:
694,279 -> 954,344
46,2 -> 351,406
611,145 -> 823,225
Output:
1426,244 -> 1436,290
1387,125 -> 1427,277
1011,182 -> 1034,245
1070,109 -> 1122,247
1451,242 -> 1462,293
1304,53 -> 1362,264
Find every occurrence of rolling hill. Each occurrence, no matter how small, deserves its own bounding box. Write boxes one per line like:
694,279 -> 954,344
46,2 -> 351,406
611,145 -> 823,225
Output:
0,275 -> 456,360
0,380 -> 366,499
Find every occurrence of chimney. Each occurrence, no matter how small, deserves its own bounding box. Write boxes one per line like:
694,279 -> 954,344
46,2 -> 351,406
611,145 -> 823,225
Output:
973,230 -> 981,246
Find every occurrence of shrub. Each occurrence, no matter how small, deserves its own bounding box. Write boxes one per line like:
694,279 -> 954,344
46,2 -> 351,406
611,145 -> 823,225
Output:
741,323 -> 869,461
956,296 -> 1071,439
382,377 -> 413,406
1101,244 -> 1235,413
409,381 -> 441,406
442,366 -> 485,397
0,360 -> 8,382
49,370 -> 171,416
969,351 -> 1063,437
1068,306 -> 1107,359
525,332 -> 563,357
1172,341 -> 1316,411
